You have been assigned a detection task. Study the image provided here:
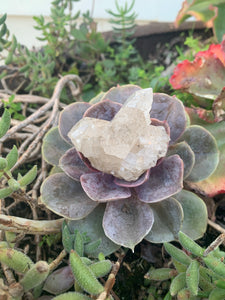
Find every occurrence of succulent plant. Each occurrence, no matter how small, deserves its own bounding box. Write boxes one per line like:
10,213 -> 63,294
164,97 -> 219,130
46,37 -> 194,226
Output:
41,85 -> 219,252
170,40 -> 225,118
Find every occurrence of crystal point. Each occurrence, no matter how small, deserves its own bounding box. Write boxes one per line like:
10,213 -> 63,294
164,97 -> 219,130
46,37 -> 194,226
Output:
68,88 -> 170,181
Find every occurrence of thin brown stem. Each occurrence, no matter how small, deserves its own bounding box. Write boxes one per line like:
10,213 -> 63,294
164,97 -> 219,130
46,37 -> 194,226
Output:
49,249 -> 67,272
0,214 -> 63,234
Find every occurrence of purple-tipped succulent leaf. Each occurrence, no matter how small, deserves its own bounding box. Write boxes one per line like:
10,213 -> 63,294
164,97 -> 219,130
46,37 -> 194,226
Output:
84,99 -> 122,121
101,84 -> 142,104
80,173 -> 131,202
114,169 -> 150,187
59,148 -> 94,181
103,196 -> 154,251
59,102 -> 90,144
135,155 -> 183,203
152,93 -> 186,144
41,173 -> 98,219
179,125 -> 219,182
144,197 -> 183,243
167,141 -> 195,179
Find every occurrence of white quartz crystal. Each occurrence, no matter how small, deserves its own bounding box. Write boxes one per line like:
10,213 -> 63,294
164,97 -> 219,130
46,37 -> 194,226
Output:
68,88 -> 170,181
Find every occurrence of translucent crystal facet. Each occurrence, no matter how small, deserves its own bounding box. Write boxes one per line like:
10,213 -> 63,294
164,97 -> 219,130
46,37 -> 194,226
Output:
68,88 -> 170,181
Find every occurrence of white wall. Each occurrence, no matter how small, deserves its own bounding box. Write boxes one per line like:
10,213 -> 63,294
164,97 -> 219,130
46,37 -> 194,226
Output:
1,0 -> 184,48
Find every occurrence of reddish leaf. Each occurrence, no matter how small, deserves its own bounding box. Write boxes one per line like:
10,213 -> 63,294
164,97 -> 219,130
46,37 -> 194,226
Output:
170,44 -> 225,99
80,173 -> 131,202
213,86 -> 225,121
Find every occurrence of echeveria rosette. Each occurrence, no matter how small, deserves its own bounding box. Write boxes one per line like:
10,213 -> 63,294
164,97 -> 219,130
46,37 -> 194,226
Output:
41,85 -> 218,253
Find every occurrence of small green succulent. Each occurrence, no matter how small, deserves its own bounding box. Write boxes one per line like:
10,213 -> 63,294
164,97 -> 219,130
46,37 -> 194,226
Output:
147,231 -> 225,300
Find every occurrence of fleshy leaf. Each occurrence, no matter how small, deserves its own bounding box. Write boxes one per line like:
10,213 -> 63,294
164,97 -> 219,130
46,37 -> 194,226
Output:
59,148 -> 93,181
80,173 -> 131,202
179,125 -> 219,182
167,141 -> 195,179
213,86 -> 225,121
186,108 -> 225,196
43,266 -> 74,295
114,169 -> 150,187
151,93 -> 186,143
59,102 -> 90,144
89,91 -> 105,104
135,155 -> 183,203
84,99 -> 121,121
213,3 -> 225,43
145,197 -> 183,243
103,196 -> 154,250
170,50 -> 225,99
101,84 -> 142,104
173,190 -> 207,240
175,0 -> 218,27
42,127 -> 71,166
41,173 -> 98,219
68,205 -> 120,257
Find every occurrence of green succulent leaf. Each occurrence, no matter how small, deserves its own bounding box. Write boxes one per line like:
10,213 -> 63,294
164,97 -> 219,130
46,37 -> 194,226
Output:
5,145 -> 18,170
173,190 -> 207,240
209,287 -> 225,300
164,243 -> 192,266
58,102 -> 90,145
186,108 -> 225,197
18,165 -> 37,187
70,250 -> 104,295
178,231 -> 204,257
170,272 -> 186,296
0,186 -> 14,198
20,261 -> 49,292
68,205 -> 120,257
40,173 -> 98,219
167,141 -> 195,179
42,126 -> 71,166
144,197 -> 183,243
0,157 -> 8,171
0,109 -> 10,138
179,125 -> 219,182
52,291 -> 92,300
62,221 -> 74,253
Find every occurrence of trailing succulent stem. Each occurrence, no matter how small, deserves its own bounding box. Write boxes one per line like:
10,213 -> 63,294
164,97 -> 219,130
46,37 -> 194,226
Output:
146,231 -> 225,299
0,109 -> 37,199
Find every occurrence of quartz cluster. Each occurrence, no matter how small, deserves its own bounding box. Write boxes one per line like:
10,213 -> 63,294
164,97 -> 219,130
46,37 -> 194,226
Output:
68,88 -> 170,181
